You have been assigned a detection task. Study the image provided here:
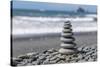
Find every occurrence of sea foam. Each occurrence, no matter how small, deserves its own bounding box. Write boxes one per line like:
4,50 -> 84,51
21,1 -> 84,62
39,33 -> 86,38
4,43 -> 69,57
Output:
12,15 -> 97,38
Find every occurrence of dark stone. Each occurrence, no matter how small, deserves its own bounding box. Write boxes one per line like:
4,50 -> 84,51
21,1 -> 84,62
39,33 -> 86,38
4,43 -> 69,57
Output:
18,55 -> 30,59
49,56 -> 58,61
39,55 -> 46,60
43,59 -> 50,64
12,60 -> 19,66
12,58 -> 23,62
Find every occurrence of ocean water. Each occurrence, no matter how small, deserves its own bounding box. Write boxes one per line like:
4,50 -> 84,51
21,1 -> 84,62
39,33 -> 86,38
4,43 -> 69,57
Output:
12,9 -> 97,39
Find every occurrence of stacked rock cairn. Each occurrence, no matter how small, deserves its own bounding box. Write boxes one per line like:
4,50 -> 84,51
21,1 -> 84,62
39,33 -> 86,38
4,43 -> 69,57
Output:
59,21 -> 77,54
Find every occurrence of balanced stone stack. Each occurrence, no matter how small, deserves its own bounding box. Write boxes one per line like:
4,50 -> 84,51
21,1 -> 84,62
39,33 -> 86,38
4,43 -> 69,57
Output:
59,21 -> 77,54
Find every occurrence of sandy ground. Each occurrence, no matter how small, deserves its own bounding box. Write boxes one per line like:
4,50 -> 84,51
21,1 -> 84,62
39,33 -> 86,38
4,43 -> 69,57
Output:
12,31 -> 97,57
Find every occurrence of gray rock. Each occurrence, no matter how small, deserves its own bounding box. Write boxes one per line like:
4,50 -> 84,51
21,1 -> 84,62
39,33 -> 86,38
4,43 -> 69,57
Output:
31,61 -> 40,65
12,57 -> 23,62
42,50 -> 48,53
27,52 -> 38,56
39,55 -> 46,60
26,63 -> 33,66
77,47 -> 83,51
18,55 -> 30,59
63,29 -> 72,33
63,25 -> 72,29
49,56 -> 58,61
49,60 -> 57,64
22,59 -> 29,64
64,21 -> 71,25
57,60 -> 65,63
60,37 -> 75,43
43,59 -> 50,64
56,54 -> 65,60
12,60 -> 19,66
31,56 -> 37,61
17,62 -> 26,66
59,48 -> 76,54
51,52 -> 59,56
60,43 -> 76,48
47,48 -> 57,53
61,33 -> 73,37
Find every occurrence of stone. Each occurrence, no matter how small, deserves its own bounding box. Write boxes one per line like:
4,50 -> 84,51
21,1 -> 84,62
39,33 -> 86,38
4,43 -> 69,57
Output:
47,48 -> 56,53
60,43 -> 76,48
72,54 -> 78,58
62,29 -> 72,33
55,58 -> 61,62
12,57 -> 23,62
39,55 -> 46,60
60,37 -> 75,43
43,59 -> 50,64
49,60 -> 57,64
57,60 -> 65,63
26,52 -> 38,56
64,21 -> 71,24
46,55 -> 53,59
49,56 -> 58,61
31,56 -> 37,61
59,48 -> 76,54
61,33 -> 73,37
57,55 -> 65,60
82,47 -> 90,52
12,60 -> 19,66
22,59 -> 29,64
17,64 -> 25,66
18,55 -> 30,59
51,52 -> 59,56
63,25 -> 72,29
26,63 -> 33,66
32,61 -> 40,65
77,47 -> 83,51
42,50 -> 48,53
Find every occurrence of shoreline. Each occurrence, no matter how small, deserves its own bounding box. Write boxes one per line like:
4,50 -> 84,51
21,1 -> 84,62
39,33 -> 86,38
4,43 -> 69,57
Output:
12,31 -> 97,41
12,31 -> 97,57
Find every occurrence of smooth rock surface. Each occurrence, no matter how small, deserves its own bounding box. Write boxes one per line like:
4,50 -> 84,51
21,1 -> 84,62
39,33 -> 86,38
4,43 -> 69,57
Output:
61,33 -> 73,37
60,43 -> 76,48
60,37 -> 75,42
58,48 -> 76,54
63,25 -> 72,28
62,29 -> 72,33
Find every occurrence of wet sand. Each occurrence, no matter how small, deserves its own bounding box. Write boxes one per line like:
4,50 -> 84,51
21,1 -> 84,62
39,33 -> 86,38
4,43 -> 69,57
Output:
12,31 -> 97,57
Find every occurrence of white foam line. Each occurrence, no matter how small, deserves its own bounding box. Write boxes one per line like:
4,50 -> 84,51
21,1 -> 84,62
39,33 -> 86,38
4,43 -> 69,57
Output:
13,16 -> 95,22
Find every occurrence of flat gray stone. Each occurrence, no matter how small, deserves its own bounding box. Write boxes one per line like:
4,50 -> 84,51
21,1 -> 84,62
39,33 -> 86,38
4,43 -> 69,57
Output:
61,33 -> 73,37
64,21 -> 71,25
57,55 -> 65,60
51,52 -> 59,56
49,60 -> 57,64
49,56 -> 58,61
32,61 -> 39,65
18,55 -> 30,59
59,48 -> 76,54
62,29 -> 72,33
26,52 -> 38,56
12,57 -> 23,62
60,37 -> 75,42
60,43 -> 76,48
39,55 -> 46,60
43,59 -> 50,64
47,48 -> 56,53
63,25 -> 72,28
